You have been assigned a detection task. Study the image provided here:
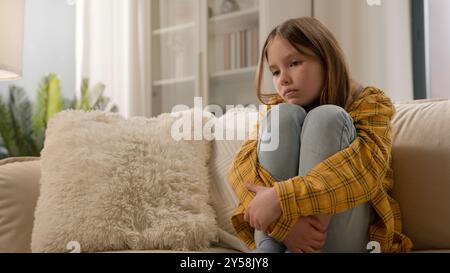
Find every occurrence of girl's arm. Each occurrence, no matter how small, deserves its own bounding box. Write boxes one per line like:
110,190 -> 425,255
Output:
228,138 -> 279,248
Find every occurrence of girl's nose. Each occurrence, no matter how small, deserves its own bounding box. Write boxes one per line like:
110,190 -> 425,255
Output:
279,72 -> 292,85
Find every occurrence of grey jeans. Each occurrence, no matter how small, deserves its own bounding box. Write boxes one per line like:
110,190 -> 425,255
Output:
253,103 -> 373,253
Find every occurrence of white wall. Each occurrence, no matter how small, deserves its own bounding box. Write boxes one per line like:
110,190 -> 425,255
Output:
0,0 -> 75,101
257,0 -> 413,102
314,0 -> 413,102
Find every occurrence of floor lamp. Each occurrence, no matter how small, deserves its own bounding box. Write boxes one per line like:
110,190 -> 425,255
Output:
0,0 -> 25,81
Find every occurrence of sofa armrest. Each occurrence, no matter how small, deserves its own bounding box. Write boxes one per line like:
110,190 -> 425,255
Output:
0,157 -> 40,253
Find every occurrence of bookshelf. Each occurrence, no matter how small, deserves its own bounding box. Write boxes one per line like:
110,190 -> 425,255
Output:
207,0 -> 260,109
148,0 -> 311,117
208,7 -> 259,35
210,66 -> 257,80
153,76 -> 197,87
152,22 -> 195,35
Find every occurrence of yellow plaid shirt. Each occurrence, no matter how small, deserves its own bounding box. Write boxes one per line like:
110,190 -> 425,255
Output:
227,87 -> 413,253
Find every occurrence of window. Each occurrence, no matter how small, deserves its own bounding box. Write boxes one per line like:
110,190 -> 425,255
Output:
428,0 -> 450,99
412,0 -> 450,100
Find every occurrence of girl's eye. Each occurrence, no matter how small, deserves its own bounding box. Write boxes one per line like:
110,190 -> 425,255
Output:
272,71 -> 280,77
290,60 -> 302,67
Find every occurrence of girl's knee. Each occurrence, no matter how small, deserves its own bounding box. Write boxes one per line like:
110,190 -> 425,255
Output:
308,104 -> 347,120
266,103 -> 307,128
305,105 -> 352,130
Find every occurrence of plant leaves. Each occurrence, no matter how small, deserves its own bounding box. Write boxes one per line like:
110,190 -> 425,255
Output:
0,94 -> 18,156
0,75 -> 118,158
46,73 -> 64,121
6,86 -> 39,156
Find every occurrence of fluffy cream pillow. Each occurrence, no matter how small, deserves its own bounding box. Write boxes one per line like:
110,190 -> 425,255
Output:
31,110 -> 218,252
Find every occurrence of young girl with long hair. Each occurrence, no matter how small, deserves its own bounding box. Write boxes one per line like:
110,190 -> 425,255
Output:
228,17 -> 412,253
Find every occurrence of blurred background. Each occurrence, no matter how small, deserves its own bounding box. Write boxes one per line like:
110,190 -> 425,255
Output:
0,0 -> 449,119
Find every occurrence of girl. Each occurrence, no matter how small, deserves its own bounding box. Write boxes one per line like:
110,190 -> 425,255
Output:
228,17 -> 413,253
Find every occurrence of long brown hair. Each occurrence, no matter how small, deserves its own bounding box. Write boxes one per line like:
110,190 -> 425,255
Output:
256,17 -> 359,108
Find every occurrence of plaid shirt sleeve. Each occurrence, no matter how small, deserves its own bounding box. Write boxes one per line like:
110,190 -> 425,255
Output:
228,87 -> 413,252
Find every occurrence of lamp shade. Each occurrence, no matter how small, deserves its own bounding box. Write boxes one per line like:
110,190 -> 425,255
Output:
0,0 -> 25,80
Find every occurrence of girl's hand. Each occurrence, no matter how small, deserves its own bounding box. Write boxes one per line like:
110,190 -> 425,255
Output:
243,182 -> 282,231
283,216 -> 330,253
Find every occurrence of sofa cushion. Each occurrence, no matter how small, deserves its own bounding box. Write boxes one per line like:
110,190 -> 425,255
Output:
210,140 -> 250,253
31,110 -> 219,252
209,108 -> 258,253
0,157 -> 40,253
391,99 -> 450,251
102,246 -> 241,253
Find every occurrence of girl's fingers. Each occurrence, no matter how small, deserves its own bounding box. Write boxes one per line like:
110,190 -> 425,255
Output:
303,245 -> 321,253
250,216 -> 257,230
309,239 -> 326,250
310,228 -> 327,242
308,216 -> 327,233
293,248 -> 303,253
260,224 -> 268,232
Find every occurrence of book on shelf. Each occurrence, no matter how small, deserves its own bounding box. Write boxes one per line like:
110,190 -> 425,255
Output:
223,33 -> 231,70
246,29 -> 252,68
222,28 -> 259,72
240,30 -> 246,68
230,31 -> 236,70
251,28 -> 259,67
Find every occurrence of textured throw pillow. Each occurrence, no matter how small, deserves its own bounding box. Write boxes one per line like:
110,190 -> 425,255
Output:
31,110 -> 218,252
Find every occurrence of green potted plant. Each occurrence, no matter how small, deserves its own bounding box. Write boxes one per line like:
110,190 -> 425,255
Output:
0,73 -> 118,159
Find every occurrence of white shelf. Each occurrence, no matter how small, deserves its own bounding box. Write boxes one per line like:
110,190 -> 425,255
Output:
153,22 -> 195,35
211,66 -> 256,78
153,76 -> 196,87
209,8 -> 259,35
210,66 -> 257,84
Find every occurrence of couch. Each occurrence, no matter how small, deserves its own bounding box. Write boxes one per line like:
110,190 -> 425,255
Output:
1,98 -> 449,253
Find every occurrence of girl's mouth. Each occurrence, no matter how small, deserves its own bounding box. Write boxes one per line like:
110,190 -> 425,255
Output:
284,89 -> 298,98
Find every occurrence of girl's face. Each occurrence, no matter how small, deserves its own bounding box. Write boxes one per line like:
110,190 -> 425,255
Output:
267,35 -> 325,106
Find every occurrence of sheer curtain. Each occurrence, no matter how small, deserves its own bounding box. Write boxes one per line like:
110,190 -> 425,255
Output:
76,0 -> 151,117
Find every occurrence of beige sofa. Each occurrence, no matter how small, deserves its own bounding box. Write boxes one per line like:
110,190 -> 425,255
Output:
1,98 -> 449,253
